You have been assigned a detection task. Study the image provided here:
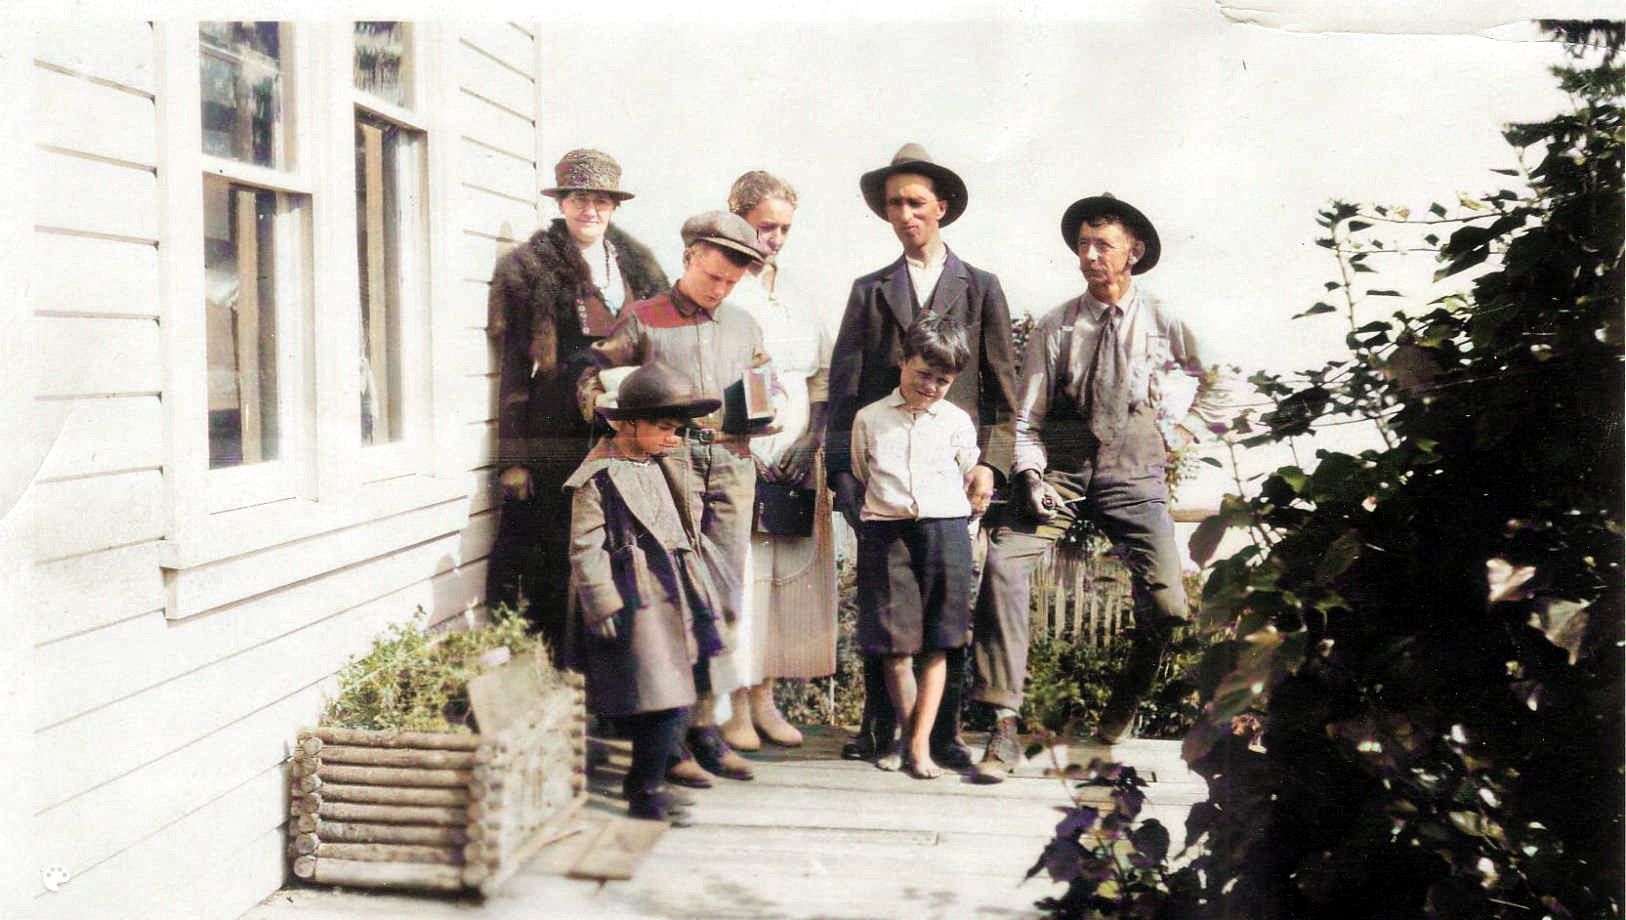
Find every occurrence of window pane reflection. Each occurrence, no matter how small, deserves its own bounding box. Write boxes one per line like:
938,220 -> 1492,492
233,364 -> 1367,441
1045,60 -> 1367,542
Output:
354,22 -> 409,107
355,114 -> 410,445
199,22 -> 285,167
205,177 -> 281,467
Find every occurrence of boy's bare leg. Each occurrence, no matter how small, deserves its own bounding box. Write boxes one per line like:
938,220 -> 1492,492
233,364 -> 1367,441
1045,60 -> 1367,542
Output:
877,654 -> 917,772
907,651 -> 947,778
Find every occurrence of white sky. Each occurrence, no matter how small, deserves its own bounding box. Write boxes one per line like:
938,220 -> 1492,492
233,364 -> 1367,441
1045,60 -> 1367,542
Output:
519,0 -> 1611,511
534,1 -> 1586,378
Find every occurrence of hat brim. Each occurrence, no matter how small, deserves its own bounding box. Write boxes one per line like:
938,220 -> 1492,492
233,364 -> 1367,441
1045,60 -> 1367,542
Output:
859,161 -> 968,228
692,235 -> 765,264
600,396 -> 720,421
1060,197 -> 1160,274
542,186 -> 636,201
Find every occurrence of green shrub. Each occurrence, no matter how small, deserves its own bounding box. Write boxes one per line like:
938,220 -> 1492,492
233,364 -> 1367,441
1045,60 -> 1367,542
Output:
322,604 -> 558,734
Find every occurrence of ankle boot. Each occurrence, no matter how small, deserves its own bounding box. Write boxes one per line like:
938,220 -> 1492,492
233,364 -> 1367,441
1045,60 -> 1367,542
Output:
720,688 -> 761,751
970,715 -> 1024,785
750,681 -> 803,747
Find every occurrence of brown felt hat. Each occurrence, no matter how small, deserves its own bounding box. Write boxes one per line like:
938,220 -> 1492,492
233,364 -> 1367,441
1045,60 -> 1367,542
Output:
859,143 -> 968,227
1060,193 -> 1160,274
680,210 -> 767,264
541,148 -> 635,201
599,363 -> 720,421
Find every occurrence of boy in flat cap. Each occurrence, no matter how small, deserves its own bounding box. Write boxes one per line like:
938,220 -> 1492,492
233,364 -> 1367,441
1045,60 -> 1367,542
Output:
968,194 -> 1240,783
581,211 -> 773,786
567,363 -> 729,823
827,143 -> 1019,768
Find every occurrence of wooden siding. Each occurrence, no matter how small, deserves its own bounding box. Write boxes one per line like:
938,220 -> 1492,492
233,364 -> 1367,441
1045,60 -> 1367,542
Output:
28,22 -> 537,919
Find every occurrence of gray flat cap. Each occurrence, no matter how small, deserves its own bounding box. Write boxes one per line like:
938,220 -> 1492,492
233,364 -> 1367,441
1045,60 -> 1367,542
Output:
680,210 -> 766,263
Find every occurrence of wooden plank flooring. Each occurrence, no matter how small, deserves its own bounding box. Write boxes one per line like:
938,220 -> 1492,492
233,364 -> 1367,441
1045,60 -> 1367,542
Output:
246,726 -> 1206,920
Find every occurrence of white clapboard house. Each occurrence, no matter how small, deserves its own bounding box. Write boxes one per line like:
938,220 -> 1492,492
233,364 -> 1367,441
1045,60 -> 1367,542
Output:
13,21 -> 541,918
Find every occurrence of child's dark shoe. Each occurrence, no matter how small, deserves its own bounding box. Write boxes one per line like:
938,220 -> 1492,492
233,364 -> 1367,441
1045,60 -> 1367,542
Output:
666,743 -> 716,788
687,726 -> 755,780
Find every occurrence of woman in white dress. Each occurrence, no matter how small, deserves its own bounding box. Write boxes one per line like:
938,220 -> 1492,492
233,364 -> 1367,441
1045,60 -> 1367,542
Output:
717,171 -> 838,749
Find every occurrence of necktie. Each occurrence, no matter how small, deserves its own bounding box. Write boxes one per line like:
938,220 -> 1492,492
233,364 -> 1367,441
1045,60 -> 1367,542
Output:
1088,304 -> 1129,445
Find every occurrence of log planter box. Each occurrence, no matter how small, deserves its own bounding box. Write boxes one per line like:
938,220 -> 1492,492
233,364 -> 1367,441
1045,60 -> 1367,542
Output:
287,671 -> 587,895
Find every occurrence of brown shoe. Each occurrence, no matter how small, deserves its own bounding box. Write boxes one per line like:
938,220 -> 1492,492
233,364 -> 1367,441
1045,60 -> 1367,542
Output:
666,744 -> 716,789
688,726 -> 755,781
970,716 -> 1023,785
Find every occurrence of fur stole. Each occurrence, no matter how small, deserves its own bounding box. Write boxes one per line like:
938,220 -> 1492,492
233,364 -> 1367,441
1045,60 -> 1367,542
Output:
486,219 -> 668,378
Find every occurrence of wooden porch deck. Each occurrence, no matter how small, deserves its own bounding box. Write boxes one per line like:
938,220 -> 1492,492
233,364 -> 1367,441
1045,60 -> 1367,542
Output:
246,726 -> 1206,920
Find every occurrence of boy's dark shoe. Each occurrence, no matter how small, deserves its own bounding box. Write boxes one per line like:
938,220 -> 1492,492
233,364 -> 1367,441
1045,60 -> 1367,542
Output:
931,736 -> 976,771
841,707 -> 898,761
666,743 -> 716,788
622,775 -> 696,807
969,716 -> 1024,785
687,726 -> 755,780
627,786 -> 692,825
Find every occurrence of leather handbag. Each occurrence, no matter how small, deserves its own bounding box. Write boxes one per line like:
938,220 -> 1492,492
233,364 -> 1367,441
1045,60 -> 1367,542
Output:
754,481 -> 816,537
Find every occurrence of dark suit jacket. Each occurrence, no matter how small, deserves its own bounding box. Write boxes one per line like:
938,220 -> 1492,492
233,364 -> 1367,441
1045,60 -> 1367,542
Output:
826,247 -> 1019,483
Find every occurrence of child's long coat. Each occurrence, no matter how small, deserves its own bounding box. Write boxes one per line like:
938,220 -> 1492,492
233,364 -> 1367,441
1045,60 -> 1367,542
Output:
564,443 -> 728,716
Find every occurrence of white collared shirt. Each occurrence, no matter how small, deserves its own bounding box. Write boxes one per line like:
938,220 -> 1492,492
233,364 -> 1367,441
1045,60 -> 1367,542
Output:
904,240 -> 948,307
851,388 -> 980,521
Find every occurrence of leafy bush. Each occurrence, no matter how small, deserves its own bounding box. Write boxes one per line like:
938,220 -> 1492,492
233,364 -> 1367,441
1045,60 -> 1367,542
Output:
322,604 -> 558,734
1032,22 -> 1623,919
1028,760 -> 1182,918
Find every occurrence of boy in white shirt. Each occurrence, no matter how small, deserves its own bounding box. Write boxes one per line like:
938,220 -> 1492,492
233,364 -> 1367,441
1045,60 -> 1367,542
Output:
849,314 -> 982,779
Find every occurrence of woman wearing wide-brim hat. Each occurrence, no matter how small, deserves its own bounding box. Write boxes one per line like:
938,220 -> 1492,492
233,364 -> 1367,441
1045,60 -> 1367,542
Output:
485,148 -> 669,661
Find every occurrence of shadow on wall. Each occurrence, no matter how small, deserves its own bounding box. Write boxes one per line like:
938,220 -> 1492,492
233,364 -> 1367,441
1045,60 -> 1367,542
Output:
431,553 -> 477,629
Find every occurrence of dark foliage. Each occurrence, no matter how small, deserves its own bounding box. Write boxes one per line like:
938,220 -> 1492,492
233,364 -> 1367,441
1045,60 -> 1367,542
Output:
1034,21 -> 1624,919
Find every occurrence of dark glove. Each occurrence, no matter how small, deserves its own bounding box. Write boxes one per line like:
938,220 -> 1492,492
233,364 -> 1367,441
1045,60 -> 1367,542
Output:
832,471 -> 864,531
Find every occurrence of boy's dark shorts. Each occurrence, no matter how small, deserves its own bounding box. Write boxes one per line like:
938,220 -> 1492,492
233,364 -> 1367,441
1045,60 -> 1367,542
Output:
856,516 -> 973,656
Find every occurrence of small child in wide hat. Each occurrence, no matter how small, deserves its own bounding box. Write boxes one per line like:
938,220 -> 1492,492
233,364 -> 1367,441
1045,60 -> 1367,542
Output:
565,363 -> 733,822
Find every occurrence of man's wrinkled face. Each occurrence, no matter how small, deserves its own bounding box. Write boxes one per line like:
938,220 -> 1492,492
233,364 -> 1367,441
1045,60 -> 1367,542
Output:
1076,220 -> 1143,289
884,173 -> 946,253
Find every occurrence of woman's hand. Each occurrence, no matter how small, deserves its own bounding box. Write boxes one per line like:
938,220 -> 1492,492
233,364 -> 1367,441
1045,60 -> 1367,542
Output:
588,615 -> 618,641
776,436 -> 820,488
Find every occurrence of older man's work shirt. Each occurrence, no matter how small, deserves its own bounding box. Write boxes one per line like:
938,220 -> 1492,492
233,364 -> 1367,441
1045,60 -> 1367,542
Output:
1011,284 -> 1240,478
851,389 -> 981,521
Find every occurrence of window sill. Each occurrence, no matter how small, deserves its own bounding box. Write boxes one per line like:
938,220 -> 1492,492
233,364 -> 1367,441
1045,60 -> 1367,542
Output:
159,474 -> 473,620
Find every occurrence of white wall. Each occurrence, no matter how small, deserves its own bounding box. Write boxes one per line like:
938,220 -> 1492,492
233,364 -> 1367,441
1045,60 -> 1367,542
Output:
526,2 -> 1583,510
19,22 -> 537,919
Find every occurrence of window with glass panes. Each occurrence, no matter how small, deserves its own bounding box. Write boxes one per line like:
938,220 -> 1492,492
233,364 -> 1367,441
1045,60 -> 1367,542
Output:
199,21 -> 307,469
353,22 -> 426,447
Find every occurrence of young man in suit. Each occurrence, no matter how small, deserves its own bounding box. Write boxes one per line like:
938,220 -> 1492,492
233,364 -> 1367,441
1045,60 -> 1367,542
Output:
826,143 -> 1019,768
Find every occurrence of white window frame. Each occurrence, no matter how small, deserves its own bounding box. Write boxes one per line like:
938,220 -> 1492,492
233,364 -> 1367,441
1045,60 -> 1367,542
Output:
351,23 -> 433,483
191,22 -> 316,513
156,21 -> 463,616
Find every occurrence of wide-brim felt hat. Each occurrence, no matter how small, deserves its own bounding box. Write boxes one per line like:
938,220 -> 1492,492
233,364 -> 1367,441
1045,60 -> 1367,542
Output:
598,363 -> 720,421
541,148 -> 635,201
859,143 -> 968,227
1060,194 -> 1160,274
